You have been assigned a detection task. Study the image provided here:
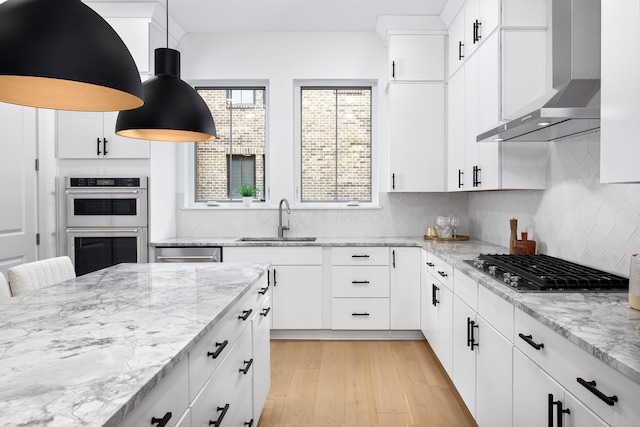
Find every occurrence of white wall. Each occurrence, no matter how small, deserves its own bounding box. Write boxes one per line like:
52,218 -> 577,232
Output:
174,31 -> 469,237
470,131 -> 640,276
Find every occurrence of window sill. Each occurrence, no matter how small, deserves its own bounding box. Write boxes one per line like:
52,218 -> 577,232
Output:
182,202 -> 381,211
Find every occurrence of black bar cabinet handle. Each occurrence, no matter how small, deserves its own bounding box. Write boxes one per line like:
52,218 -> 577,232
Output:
467,318 -> 478,350
267,270 -> 270,286
97,137 -> 101,155
392,173 -> 396,190
151,412 -> 172,427
392,60 -> 395,78
352,254 -> 370,258
207,340 -> 228,359
426,262 -> 435,267
392,250 -> 396,268
238,309 -> 252,321
352,280 -> 370,284
556,399 -> 570,427
466,317 -> 472,347
438,270 -> 448,278
352,312 -> 370,316
547,394 -> 554,427
577,378 -> 618,406
103,137 -> 108,155
209,404 -> 230,426
473,21 -> 478,43
259,286 -> 269,295
519,333 -> 545,350
260,307 -> 271,316
432,283 -> 439,306
239,358 -> 253,374
273,268 -> 277,286
458,41 -> 464,60
458,169 -> 464,188
244,420 -> 254,427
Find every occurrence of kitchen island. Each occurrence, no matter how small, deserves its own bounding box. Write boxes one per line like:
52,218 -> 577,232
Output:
0,262 -> 269,426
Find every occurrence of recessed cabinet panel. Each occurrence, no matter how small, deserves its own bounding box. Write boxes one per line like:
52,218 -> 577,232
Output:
448,9 -> 466,77
502,0 -> 548,27
332,298 -> 390,330
447,69 -> 466,192
332,266 -> 390,298
388,34 -> 445,81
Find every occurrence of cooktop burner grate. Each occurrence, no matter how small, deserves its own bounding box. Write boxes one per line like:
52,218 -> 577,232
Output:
472,253 -> 628,292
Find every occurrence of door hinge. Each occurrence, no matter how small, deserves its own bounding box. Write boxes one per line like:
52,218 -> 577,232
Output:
35,158 -> 39,171
36,233 -> 40,245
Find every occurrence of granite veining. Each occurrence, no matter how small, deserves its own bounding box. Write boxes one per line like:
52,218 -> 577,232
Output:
151,236 -> 640,385
0,262 -> 268,427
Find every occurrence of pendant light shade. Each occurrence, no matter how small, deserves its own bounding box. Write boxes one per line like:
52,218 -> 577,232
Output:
0,0 -> 144,111
116,48 -> 216,142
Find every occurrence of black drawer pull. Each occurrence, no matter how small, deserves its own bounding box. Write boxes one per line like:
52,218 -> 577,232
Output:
207,340 -> 228,359
577,378 -> 618,406
209,404 -> 230,426
244,420 -> 254,427
238,309 -> 253,321
151,412 -> 172,427
260,307 -> 271,316
240,358 -> 254,374
519,333 -> 545,350
467,317 -> 479,350
432,283 -> 439,307
426,262 -> 435,267
437,270 -> 448,278
352,280 -> 370,284
259,286 -> 269,295
352,254 -> 370,258
352,312 -> 370,316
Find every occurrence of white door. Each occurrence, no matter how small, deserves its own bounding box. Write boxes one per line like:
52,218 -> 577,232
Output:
0,103 -> 37,277
452,295 -> 477,416
272,265 -> 322,329
389,247 -> 421,329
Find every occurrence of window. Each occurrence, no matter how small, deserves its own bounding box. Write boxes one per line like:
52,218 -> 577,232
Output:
300,87 -> 372,203
195,87 -> 266,202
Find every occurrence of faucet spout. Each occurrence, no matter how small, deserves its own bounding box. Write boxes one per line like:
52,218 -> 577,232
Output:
278,198 -> 291,238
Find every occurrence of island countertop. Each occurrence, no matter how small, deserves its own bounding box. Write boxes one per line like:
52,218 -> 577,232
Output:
0,262 -> 268,427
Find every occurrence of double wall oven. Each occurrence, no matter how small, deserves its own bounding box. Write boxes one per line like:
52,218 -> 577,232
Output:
65,177 -> 148,276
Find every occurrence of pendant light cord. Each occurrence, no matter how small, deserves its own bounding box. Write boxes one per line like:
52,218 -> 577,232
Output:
166,0 -> 169,48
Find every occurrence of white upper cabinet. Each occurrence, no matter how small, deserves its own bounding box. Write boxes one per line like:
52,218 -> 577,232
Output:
448,10 -> 466,77
464,0 -> 500,58
388,34 -> 445,81
57,111 -> 150,159
389,83 -> 446,192
447,69 -> 466,191
601,0 -> 640,183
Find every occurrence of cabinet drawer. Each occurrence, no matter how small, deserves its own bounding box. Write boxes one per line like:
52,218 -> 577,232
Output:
332,266 -> 390,297
331,298 -> 390,330
453,269 -> 478,310
224,246 -> 322,265
478,285 -> 514,341
188,281 -> 263,399
515,309 -> 640,426
119,356 -> 189,427
190,326 -> 253,427
332,247 -> 389,266
426,253 -> 453,290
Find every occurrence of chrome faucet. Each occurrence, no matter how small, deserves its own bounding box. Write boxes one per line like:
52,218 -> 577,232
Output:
278,198 -> 290,237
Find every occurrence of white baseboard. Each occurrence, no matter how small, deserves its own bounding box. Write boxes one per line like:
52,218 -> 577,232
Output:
270,329 -> 426,340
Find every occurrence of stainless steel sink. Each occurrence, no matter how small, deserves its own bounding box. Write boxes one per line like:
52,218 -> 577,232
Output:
237,237 -> 317,242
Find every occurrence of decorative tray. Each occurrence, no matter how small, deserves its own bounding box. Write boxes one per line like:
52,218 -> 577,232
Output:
424,234 -> 470,241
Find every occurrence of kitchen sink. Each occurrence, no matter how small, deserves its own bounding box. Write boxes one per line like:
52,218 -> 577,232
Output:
237,237 -> 317,242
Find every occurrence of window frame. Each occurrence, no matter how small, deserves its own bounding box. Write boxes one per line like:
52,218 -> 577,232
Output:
189,81 -> 269,206
294,80 -> 378,208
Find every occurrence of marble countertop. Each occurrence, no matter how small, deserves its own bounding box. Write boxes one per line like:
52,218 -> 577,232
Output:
151,236 -> 640,385
0,262 -> 268,427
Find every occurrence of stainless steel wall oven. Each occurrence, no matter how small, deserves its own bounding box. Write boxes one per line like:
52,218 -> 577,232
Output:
65,177 -> 148,276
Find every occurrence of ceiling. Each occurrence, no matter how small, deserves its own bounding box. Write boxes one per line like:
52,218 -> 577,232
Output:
91,0 -> 448,33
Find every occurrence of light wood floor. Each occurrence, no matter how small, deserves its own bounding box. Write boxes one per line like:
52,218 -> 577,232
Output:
258,340 -> 477,427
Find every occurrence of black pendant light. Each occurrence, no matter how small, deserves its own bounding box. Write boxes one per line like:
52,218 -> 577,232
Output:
0,0 -> 143,111
115,0 -> 216,142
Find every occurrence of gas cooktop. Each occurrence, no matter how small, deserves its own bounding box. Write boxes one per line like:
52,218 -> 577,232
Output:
465,253 -> 629,292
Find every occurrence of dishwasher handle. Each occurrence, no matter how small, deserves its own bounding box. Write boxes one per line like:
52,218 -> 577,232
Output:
156,255 -> 218,261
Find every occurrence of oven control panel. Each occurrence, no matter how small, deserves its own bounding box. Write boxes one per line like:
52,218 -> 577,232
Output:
67,177 -> 147,188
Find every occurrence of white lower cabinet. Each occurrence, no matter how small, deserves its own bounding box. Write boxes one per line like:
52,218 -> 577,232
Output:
224,247 -> 323,330
390,248 -> 421,329
252,297 -> 271,421
332,297 -> 390,330
452,295 -> 478,416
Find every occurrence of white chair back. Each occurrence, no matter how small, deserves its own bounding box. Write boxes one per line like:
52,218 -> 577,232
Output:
8,256 -> 76,296
0,272 -> 10,300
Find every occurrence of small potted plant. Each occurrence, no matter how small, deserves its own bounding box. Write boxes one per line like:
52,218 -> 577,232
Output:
237,184 -> 256,207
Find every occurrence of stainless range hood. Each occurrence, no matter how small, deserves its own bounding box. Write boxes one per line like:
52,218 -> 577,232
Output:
478,0 -> 601,143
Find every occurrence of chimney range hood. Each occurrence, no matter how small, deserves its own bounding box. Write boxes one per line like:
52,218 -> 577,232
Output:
477,0 -> 600,143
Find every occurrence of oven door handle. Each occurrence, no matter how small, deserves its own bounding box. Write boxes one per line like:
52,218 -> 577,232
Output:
66,189 -> 141,195
66,228 -> 141,233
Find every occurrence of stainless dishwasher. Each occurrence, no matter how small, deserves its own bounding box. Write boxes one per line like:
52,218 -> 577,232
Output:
154,246 -> 222,263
